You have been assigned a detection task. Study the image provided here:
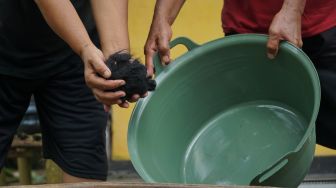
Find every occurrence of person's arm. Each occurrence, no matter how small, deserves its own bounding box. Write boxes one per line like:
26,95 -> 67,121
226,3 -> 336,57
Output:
144,0 -> 186,76
91,0 -> 129,58
34,0 -> 127,109
91,0 -> 144,109
35,0 -> 92,56
267,0 -> 306,59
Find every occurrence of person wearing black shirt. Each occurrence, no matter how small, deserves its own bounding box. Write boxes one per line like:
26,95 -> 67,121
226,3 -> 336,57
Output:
0,0 -> 140,182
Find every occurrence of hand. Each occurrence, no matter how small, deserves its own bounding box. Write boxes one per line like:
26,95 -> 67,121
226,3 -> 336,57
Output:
267,7 -> 303,59
144,18 -> 172,76
100,51 -> 150,110
80,43 -> 127,110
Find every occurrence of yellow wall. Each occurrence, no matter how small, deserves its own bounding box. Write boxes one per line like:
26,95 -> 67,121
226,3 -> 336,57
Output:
112,0 -> 336,160
112,0 -> 224,160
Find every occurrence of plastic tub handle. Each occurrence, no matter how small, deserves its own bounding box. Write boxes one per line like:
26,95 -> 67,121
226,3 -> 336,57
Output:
153,37 -> 199,75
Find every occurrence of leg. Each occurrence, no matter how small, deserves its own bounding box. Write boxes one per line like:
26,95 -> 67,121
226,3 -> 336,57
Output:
303,26 -> 336,149
34,61 -> 108,183
0,75 -> 34,171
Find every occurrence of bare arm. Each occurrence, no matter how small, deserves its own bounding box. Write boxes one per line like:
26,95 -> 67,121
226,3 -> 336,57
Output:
91,0 -> 130,58
35,0 -> 127,109
35,0 -> 93,56
153,0 -> 186,25
90,0 -> 144,108
145,0 -> 186,76
267,0 -> 306,59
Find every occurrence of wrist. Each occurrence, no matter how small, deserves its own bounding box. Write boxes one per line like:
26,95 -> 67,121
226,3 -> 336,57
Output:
102,47 -> 130,59
100,38 -> 130,59
78,41 -> 95,57
153,13 -> 173,25
282,0 -> 306,15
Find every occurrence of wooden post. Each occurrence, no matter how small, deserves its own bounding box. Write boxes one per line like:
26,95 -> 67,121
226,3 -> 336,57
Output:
17,156 -> 32,185
0,169 -> 6,186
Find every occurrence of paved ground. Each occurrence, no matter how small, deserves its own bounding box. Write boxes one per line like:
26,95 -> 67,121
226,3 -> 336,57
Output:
107,157 -> 336,187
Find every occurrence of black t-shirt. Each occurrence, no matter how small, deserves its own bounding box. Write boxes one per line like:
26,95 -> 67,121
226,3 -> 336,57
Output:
0,0 -> 98,79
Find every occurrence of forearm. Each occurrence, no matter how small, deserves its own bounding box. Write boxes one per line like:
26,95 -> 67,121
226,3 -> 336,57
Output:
34,0 -> 92,56
281,0 -> 306,14
91,0 -> 129,58
153,0 -> 186,25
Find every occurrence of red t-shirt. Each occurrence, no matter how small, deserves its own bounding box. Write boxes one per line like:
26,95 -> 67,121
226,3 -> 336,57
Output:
221,0 -> 336,37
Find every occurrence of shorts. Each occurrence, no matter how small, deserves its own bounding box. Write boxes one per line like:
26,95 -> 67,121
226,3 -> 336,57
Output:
0,55 -> 109,180
303,26 -> 336,149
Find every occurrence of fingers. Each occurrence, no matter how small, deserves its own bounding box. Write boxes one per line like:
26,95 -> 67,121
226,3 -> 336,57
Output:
144,30 -> 171,77
298,39 -> 303,48
267,33 -> 303,59
144,36 -> 170,77
267,33 -> 281,59
82,45 -> 149,108
144,20 -> 172,76
87,70 -> 149,106
127,92 -> 148,103
128,94 -> 140,103
81,45 -> 111,78
118,102 -> 129,108
92,88 -> 125,106
85,72 -> 125,90
141,92 -> 148,98
288,37 -> 303,48
104,101 -> 129,109
94,89 -> 147,107
145,47 -> 155,77
157,35 -> 171,64
267,9 -> 303,59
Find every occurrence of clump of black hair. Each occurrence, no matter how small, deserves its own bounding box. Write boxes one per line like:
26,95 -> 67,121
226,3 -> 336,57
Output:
105,52 -> 156,102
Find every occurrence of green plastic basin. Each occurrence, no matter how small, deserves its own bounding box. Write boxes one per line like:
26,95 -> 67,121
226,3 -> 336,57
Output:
128,34 -> 320,187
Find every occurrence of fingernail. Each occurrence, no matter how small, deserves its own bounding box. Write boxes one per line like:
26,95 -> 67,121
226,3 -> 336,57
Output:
162,56 -> 170,64
120,81 -> 126,85
267,53 -> 275,59
163,56 -> 170,63
103,70 -> 111,78
121,102 -> 129,108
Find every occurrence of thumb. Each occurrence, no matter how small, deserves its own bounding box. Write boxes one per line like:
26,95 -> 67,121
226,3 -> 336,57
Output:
91,57 -> 111,78
267,34 -> 280,59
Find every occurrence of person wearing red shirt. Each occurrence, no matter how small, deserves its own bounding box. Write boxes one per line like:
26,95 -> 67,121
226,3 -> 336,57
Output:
145,0 -> 336,149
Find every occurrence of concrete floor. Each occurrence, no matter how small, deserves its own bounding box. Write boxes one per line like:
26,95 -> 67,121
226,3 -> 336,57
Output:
107,159 -> 336,188
299,182 -> 336,188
